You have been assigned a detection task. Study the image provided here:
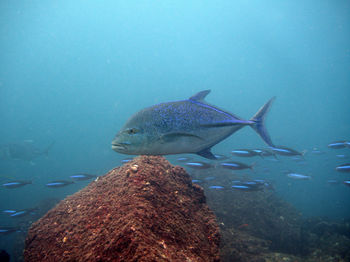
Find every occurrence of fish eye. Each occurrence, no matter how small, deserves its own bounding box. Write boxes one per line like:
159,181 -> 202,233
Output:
126,128 -> 139,135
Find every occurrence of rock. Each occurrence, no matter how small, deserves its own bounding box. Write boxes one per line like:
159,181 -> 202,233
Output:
24,156 -> 220,262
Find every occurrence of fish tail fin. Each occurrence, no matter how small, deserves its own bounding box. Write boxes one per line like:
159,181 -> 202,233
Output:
250,97 -> 275,147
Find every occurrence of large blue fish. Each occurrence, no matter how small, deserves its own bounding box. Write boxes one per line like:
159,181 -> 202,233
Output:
112,90 -> 275,159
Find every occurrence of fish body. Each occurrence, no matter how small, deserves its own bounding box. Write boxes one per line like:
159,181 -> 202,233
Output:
2,180 -> 32,189
335,163 -> 350,172
286,173 -> 311,180
0,226 -> 21,235
112,90 -> 275,159
0,141 -> 54,161
344,180 -> 350,187
176,156 -> 193,162
270,146 -> 305,156
219,161 -> 253,170
328,141 -> 349,149
231,149 -> 259,157
232,180 -> 267,191
9,208 -> 37,218
209,185 -> 224,189
184,161 -> 212,169
45,180 -> 74,188
69,173 -> 97,181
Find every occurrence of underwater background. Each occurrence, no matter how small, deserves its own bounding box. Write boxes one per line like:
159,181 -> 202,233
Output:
1,0 -> 349,260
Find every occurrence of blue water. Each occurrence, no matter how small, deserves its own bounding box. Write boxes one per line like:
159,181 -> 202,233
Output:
1,0 -> 350,259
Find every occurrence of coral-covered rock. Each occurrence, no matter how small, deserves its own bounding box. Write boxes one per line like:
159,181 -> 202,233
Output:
24,156 -> 220,262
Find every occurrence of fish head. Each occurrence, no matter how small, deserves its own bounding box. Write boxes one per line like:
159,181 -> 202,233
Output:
112,124 -> 150,155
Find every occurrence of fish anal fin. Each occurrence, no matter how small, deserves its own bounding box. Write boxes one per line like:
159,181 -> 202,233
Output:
197,148 -> 217,160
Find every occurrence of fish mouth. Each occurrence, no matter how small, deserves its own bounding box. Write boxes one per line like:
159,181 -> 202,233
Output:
111,142 -> 127,151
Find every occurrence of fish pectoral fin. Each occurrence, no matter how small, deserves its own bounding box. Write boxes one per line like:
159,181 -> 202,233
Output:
197,148 -> 217,160
159,132 -> 204,143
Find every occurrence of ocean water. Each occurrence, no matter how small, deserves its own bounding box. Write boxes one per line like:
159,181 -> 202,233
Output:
1,0 -> 349,260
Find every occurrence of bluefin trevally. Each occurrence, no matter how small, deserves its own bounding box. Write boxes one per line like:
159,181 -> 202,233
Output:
112,90 -> 275,159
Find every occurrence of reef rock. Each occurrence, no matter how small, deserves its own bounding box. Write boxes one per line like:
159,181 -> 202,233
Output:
24,156 -> 220,262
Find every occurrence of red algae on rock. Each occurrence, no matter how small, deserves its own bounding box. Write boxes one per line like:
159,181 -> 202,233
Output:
24,156 -> 220,262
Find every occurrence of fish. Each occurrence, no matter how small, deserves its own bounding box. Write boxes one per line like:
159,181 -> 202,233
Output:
231,149 -> 260,157
232,180 -> 268,191
328,141 -> 349,149
336,154 -> 348,159
184,161 -> 212,169
327,179 -> 339,185
191,179 -> 202,183
0,226 -> 21,235
252,148 -> 276,158
344,180 -> 350,187
1,210 -> 16,214
270,146 -> 305,157
286,173 -> 311,180
176,156 -> 193,162
9,208 -> 37,218
208,185 -> 224,189
213,154 -> 229,160
0,141 -> 54,162
121,158 -> 133,164
45,180 -> 74,188
112,90 -> 275,160
2,180 -> 32,189
335,163 -> 350,172
219,161 -> 253,170
69,173 -> 97,181
310,148 -> 325,155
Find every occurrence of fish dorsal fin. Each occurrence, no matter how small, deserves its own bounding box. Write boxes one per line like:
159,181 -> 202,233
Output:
189,90 -> 211,102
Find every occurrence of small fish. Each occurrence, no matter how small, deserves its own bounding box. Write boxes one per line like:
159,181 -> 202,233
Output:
335,163 -> 350,172
270,146 -> 305,157
252,149 -> 276,158
336,154 -> 348,159
344,180 -> 350,187
69,173 -> 97,181
231,185 -> 251,190
208,185 -> 224,189
2,180 -> 32,189
286,173 -> 311,180
9,208 -> 37,218
1,210 -> 16,214
45,180 -> 74,188
176,156 -> 192,162
191,179 -> 202,183
237,223 -> 249,229
328,141 -> 349,149
204,176 -> 216,181
112,90 -> 276,160
231,180 -> 266,191
213,154 -> 229,160
220,161 -> 253,170
121,158 -> 133,163
310,148 -> 324,155
0,226 -> 21,235
184,161 -> 212,169
327,179 -> 339,185
231,149 -> 259,157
